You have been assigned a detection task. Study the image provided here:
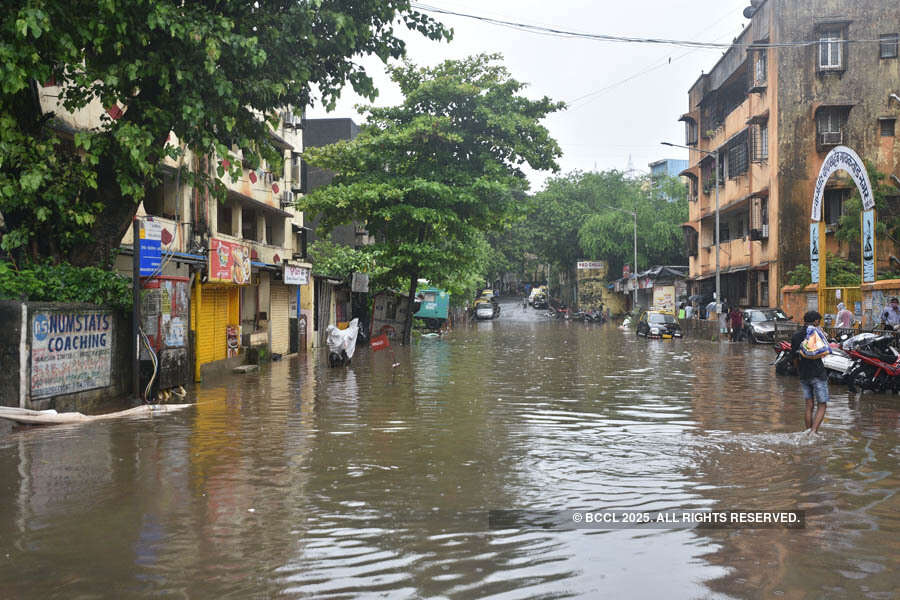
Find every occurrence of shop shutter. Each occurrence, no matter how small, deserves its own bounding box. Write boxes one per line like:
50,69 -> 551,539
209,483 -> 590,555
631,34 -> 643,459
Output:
270,283 -> 291,355
196,286 -> 232,367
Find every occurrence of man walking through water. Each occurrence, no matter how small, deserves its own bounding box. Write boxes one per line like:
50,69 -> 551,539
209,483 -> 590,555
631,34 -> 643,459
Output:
791,311 -> 829,434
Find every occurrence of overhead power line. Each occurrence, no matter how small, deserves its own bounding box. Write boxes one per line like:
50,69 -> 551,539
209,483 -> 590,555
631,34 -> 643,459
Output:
411,2 -> 889,50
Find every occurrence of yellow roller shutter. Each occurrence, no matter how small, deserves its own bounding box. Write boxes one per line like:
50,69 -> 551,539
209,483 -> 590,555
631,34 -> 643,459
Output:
196,285 -> 233,368
270,283 -> 290,355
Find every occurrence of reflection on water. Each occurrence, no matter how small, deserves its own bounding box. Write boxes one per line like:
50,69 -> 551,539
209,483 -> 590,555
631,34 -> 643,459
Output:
1,300 -> 898,599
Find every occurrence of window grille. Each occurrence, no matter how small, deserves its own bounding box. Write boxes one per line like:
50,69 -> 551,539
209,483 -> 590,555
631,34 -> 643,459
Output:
880,34 -> 899,59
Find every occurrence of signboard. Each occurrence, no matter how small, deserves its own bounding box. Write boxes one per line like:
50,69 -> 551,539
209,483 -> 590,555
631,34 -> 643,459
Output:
622,264 -> 631,277
812,146 -> 874,220
284,263 -> 310,285
577,260 -> 608,272
810,223 -> 820,284
862,209 -> 876,283
30,310 -> 113,399
139,219 -> 162,277
209,238 -> 251,284
351,272 -> 369,293
652,286 -> 675,312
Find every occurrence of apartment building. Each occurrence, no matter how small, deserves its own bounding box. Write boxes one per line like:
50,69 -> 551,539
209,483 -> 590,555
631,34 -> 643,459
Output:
680,0 -> 900,307
38,83 -> 314,381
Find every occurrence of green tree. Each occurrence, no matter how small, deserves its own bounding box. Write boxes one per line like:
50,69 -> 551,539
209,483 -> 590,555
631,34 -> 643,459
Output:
532,170 -> 688,282
299,54 -> 563,342
0,1 -> 450,266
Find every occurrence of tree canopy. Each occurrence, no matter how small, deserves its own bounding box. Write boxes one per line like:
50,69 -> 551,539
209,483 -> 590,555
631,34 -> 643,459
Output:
298,54 -> 563,335
0,0 -> 450,266
531,170 -> 688,279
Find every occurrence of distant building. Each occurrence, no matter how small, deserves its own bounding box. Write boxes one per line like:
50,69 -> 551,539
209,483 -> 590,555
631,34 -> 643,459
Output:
301,118 -> 369,248
678,0 -> 900,308
649,158 -> 690,202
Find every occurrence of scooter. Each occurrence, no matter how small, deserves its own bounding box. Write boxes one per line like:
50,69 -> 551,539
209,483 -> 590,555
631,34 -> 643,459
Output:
773,340 -> 796,375
326,318 -> 360,368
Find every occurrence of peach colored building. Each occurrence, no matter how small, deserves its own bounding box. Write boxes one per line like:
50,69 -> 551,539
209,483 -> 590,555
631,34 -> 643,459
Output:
680,0 -> 900,308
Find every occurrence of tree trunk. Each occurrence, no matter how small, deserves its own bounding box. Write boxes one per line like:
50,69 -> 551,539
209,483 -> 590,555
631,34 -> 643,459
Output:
403,269 -> 419,345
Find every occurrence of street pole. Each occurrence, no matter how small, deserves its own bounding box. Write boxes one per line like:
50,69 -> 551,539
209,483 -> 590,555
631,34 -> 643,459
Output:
714,149 -> 720,311
633,208 -> 638,312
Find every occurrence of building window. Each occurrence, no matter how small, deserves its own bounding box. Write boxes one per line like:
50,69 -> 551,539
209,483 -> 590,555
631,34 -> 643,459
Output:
817,107 -> 848,147
751,49 -> 767,89
818,28 -> 844,70
880,33 -> 899,59
720,222 -> 730,243
824,189 -> 849,226
727,135 -> 749,179
684,119 -> 698,146
751,122 -> 768,162
242,209 -> 258,241
881,118 -> 896,137
217,203 -> 233,236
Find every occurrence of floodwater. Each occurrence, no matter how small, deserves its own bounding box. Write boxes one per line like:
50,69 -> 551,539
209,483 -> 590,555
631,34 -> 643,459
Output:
1,300 -> 899,599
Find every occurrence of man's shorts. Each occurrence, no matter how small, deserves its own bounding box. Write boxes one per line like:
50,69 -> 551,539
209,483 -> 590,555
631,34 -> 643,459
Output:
800,377 -> 829,405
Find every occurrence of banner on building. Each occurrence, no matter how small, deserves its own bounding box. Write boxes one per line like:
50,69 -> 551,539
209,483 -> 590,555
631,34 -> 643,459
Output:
862,209 -> 876,283
30,310 -> 113,399
138,219 -> 162,277
284,263 -> 310,285
209,238 -> 251,284
810,223 -> 820,284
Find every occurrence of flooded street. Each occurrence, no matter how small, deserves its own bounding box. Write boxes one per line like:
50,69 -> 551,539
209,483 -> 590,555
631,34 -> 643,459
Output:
1,299 -> 899,599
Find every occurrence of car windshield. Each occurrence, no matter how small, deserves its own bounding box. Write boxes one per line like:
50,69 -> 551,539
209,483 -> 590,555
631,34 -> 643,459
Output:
648,313 -> 675,324
749,310 -> 787,322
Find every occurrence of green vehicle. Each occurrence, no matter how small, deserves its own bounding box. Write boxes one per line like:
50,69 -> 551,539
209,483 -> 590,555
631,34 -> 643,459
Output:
415,286 -> 450,330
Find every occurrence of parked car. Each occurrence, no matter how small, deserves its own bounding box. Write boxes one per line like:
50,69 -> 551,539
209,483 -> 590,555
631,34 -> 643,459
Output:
636,310 -> 682,339
742,308 -> 791,343
474,299 -> 500,320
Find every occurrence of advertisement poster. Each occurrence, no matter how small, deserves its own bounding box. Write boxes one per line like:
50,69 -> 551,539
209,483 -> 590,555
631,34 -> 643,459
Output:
652,286 -> 675,312
209,238 -> 251,284
30,310 -> 113,399
284,264 -> 310,285
809,223 -> 820,284
862,209 -> 875,283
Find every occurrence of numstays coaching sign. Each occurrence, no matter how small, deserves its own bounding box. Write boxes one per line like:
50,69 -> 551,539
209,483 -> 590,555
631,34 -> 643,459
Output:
30,310 -> 114,399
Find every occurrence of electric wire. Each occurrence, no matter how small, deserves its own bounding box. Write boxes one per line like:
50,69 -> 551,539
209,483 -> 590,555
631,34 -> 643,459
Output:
411,2 -> 891,50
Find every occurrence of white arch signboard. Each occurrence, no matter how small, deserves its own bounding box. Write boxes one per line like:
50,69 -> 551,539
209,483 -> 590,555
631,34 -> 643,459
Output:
810,145 -> 876,285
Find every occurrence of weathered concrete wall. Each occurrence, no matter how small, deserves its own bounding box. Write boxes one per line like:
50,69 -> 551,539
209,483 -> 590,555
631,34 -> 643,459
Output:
774,0 -> 900,290
0,302 -> 24,407
0,301 -> 132,412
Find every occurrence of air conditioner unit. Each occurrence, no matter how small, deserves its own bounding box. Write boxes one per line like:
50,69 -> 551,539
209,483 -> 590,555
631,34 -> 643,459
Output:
821,131 -> 842,145
280,190 -> 294,208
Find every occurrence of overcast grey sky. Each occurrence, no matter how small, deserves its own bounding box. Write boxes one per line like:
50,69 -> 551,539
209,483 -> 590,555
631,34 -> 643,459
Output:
307,0 -> 752,190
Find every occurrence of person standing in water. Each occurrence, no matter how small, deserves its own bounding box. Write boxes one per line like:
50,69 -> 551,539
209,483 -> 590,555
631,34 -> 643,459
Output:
791,311 -> 829,434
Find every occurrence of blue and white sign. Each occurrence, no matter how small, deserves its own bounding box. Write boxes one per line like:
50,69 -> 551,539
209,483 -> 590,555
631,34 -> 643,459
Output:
139,219 -> 162,277
810,223 -> 820,284
862,209 -> 875,283
30,310 -> 113,399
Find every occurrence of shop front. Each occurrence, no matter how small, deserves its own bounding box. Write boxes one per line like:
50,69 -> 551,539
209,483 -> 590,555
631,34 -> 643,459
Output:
193,237 -> 249,381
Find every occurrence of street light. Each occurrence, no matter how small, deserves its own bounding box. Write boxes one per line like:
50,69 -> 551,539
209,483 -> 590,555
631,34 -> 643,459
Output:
662,141 -> 720,311
599,203 -> 638,312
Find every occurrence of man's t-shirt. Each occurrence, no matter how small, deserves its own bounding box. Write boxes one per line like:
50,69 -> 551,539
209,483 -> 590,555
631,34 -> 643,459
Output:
791,328 -> 826,380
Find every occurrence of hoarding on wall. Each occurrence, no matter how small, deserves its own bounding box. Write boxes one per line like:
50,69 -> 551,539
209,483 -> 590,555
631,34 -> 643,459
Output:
575,260 -> 608,283
284,264 -> 310,285
30,310 -> 113,399
209,238 -> 251,284
139,219 -> 162,277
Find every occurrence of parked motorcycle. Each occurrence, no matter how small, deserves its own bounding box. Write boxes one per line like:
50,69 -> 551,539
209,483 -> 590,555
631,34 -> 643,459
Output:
772,332 -> 859,388
844,334 -> 900,393
326,318 -> 360,368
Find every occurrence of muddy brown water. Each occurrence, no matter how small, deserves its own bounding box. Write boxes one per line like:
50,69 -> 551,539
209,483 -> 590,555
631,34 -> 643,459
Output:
1,300 -> 898,599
